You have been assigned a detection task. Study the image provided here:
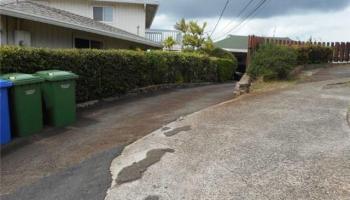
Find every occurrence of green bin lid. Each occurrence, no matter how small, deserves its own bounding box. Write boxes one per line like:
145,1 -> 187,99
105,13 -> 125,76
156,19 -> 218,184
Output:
1,73 -> 44,86
35,70 -> 79,81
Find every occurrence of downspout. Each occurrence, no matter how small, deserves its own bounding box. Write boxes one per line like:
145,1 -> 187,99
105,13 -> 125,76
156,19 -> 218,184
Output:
16,18 -> 20,30
6,16 -> 9,44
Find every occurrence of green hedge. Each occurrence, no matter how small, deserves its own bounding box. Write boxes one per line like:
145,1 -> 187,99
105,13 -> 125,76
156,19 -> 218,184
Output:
216,58 -> 236,82
295,45 -> 333,64
247,44 -> 297,80
0,46 -> 236,102
247,44 -> 333,80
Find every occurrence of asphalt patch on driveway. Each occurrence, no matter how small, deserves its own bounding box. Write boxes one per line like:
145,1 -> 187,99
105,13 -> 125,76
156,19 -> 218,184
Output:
163,126 -> 191,137
116,148 -> 175,185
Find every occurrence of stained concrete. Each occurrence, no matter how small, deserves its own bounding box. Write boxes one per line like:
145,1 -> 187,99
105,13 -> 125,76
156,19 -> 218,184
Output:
2,146 -> 125,200
161,127 -> 171,131
144,195 -> 160,200
105,65 -> 350,200
1,83 -> 236,199
163,126 -> 192,137
116,149 -> 175,185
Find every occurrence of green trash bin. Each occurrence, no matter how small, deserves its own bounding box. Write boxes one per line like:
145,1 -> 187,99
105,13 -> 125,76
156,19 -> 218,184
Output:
1,73 -> 44,137
35,70 -> 79,127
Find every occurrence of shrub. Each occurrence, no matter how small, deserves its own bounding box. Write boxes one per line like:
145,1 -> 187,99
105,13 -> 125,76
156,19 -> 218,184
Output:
0,46 -> 236,102
216,58 -> 237,82
247,44 -> 297,80
208,48 -> 236,61
295,45 -> 332,64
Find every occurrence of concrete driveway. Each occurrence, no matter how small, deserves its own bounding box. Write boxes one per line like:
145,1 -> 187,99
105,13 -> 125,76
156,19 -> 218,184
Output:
105,65 -> 350,200
1,83 -> 236,200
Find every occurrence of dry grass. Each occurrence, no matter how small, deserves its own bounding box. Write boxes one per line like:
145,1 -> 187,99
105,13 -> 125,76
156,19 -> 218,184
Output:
250,78 -> 297,93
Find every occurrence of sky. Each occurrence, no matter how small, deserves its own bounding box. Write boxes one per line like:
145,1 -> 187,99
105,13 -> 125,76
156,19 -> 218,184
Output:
151,0 -> 350,42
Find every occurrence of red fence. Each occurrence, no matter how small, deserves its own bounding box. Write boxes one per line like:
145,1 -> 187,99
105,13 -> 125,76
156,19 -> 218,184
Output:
247,35 -> 350,65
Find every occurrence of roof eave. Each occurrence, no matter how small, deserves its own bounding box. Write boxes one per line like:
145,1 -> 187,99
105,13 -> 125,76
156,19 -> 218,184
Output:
222,48 -> 248,53
145,3 -> 158,29
0,8 -> 162,48
92,0 -> 159,5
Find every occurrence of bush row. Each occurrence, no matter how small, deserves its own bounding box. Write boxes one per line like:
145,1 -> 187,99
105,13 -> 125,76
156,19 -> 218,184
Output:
0,47 -> 237,102
247,44 -> 333,80
295,45 -> 333,64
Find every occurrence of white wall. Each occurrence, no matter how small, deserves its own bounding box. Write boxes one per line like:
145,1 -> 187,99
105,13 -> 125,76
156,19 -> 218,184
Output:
1,16 -> 150,49
35,0 -> 146,36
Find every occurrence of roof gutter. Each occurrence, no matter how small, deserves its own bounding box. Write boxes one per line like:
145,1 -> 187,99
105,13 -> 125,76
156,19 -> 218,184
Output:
0,8 -> 162,47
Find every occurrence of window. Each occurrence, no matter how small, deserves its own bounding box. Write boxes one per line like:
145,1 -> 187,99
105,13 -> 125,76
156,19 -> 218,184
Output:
93,7 -> 113,22
75,38 -> 90,49
75,38 -> 103,49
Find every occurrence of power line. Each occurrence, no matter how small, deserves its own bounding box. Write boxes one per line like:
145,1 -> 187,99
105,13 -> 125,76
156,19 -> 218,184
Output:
215,0 -> 269,40
216,0 -> 256,35
210,0 -> 230,37
228,0 -> 270,33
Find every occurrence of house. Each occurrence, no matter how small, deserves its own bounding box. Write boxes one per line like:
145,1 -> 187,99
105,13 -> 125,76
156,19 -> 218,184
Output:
215,35 -> 292,79
0,0 -> 162,49
215,35 -> 249,79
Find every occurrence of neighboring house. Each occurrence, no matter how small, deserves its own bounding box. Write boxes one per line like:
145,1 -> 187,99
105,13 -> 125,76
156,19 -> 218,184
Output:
215,35 -> 249,54
215,34 -> 292,53
0,0 -> 162,49
215,35 -> 249,79
146,29 -> 182,51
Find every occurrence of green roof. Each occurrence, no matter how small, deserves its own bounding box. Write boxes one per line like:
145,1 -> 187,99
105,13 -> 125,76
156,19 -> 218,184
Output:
214,35 -> 248,51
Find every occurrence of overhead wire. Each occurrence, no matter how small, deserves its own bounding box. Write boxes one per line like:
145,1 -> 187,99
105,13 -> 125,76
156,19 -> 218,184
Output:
215,0 -> 256,36
214,0 -> 270,41
210,0 -> 231,37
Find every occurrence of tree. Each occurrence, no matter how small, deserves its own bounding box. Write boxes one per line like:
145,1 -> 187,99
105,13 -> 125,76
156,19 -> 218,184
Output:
175,18 -> 210,50
163,36 -> 176,50
202,37 -> 214,53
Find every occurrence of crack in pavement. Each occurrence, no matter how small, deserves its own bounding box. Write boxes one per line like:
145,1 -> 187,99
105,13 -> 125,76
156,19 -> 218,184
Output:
116,149 -> 175,185
163,126 -> 191,137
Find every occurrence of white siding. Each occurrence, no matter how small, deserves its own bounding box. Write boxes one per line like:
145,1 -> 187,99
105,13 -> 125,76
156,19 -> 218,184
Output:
34,0 -> 146,36
40,0 -> 92,18
114,3 -> 145,37
2,16 -> 149,49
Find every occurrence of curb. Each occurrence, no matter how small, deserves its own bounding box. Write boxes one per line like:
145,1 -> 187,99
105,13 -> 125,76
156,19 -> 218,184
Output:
233,74 -> 251,97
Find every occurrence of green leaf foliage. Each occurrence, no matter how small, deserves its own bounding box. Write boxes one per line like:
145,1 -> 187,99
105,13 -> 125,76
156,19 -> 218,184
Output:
295,45 -> 333,64
247,44 -> 297,80
0,46 -> 237,102
216,58 -> 237,82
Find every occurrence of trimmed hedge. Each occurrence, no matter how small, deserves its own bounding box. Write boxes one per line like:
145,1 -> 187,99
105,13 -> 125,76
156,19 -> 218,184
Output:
295,45 -> 333,64
247,44 -> 333,80
216,58 -> 236,82
0,46 -> 236,102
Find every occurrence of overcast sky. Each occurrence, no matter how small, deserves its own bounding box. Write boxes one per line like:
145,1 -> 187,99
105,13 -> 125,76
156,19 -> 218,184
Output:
151,0 -> 350,41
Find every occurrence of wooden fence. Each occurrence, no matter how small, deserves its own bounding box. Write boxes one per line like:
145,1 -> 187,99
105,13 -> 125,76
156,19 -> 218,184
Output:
247,35 -> 350,65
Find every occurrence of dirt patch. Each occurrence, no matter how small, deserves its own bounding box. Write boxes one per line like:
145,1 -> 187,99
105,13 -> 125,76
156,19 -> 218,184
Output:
163,126 -> 192,137
116,149 -> 175,185
250,79 -> 296,93
144,195 -> 160,200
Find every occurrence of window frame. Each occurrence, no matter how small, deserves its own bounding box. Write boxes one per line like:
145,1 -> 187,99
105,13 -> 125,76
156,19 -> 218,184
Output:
73,36 -> 104,49
93,6 -> 113,22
